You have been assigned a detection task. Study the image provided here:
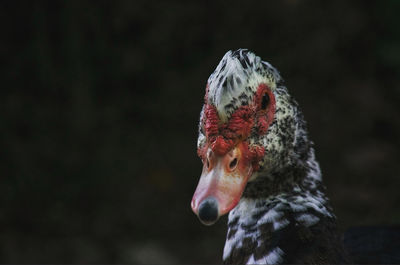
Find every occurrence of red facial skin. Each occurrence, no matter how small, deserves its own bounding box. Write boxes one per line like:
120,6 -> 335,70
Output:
192,83 -> 275,222
254,83 -> 276,135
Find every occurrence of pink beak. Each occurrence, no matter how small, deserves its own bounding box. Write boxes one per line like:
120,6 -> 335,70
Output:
191,142 -> 253,225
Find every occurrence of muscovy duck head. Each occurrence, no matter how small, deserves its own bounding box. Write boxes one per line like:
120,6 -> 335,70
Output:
191,49 -> 302,225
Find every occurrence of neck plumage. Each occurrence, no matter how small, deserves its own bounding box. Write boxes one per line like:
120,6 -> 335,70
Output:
222,147 -> 348,264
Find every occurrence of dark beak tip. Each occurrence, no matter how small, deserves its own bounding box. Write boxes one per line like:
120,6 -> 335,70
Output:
198,197 -> 219,225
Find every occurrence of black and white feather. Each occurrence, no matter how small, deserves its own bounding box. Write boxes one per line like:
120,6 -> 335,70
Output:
199,49 -> 349,264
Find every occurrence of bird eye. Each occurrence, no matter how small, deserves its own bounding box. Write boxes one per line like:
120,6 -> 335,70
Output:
261,92 -> 270,110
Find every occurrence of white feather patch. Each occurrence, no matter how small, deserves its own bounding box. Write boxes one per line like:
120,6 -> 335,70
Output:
206,50 -> 279,122
295,213 -> 320,227
246,247 -> 284,265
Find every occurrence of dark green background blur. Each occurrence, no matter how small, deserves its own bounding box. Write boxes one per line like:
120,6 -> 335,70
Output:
1,1 -> 400,263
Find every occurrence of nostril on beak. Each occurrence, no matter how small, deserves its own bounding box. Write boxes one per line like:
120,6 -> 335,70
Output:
229,158 -> 238,170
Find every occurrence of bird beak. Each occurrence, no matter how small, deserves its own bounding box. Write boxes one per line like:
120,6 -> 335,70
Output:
191,142 -> 253,225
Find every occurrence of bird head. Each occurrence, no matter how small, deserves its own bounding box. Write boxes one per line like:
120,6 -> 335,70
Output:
191,49 -> 305,225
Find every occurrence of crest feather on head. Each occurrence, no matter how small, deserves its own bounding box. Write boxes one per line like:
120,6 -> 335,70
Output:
206,49 -> 281,122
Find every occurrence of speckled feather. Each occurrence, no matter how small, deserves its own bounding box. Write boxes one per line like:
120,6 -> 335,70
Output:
197,49 -> 349,264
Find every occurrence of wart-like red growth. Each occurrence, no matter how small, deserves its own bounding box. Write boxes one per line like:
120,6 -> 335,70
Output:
204,104 -> 219,139
204,104 -> 255,156
227,106 -> 253,139
199,83 -> 275,171
250,145 -> 265,171
254,83 -> 276,135
211,136 -> 233,156
238,143 -> 266,171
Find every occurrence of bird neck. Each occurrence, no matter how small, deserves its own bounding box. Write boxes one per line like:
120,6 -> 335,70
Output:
222,149 -> 348,264
222,192 -> 347,264
243,145 -> 323,198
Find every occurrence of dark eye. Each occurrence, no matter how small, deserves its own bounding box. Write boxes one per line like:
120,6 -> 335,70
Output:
261,92 -> 270,110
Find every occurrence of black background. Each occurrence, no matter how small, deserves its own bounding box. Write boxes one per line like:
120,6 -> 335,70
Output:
1,1 -> 400,263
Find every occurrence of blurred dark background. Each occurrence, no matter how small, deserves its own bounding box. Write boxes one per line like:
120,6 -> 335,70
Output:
1,0 -> 400,263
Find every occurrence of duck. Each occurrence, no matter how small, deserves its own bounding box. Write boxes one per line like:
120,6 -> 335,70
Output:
190,49 -> 350,264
